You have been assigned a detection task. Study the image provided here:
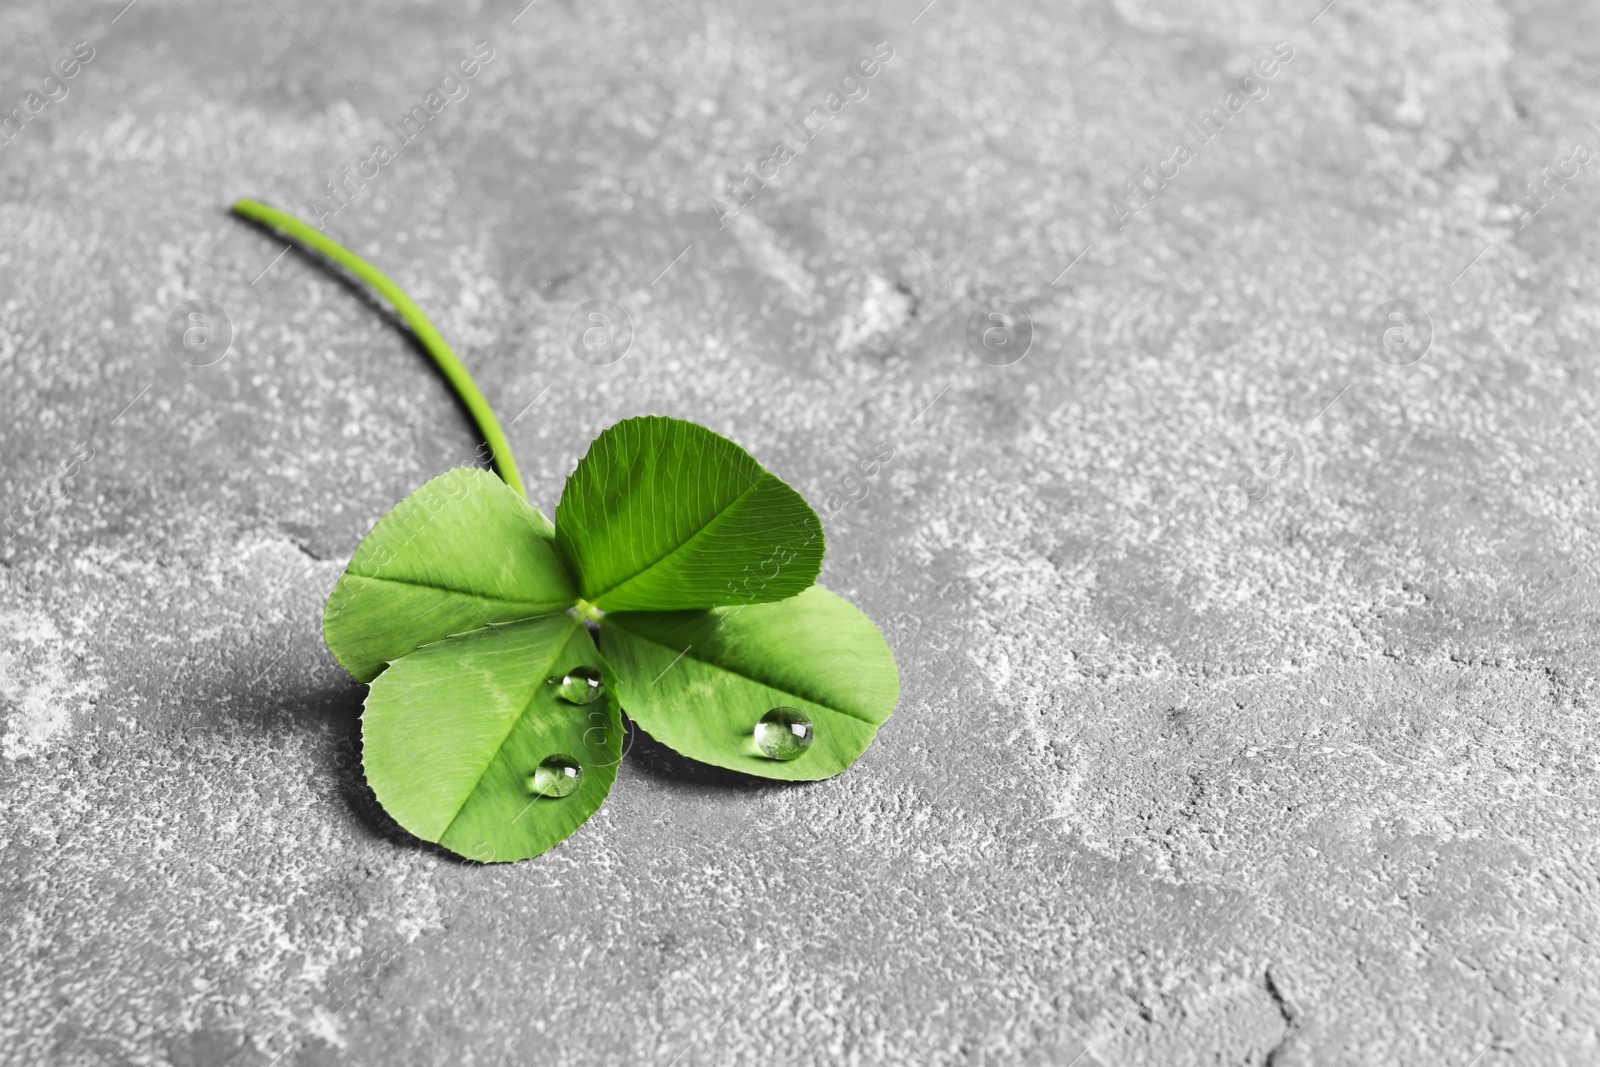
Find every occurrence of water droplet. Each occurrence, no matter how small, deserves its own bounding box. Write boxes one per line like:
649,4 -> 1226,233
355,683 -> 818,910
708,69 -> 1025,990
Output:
754,707 -> 813,761
530,755 -> 583,798
549,666 -> 603,705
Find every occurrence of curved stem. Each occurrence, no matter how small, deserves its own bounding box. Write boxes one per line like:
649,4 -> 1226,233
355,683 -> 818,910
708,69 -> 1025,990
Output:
231,198 -> 526,499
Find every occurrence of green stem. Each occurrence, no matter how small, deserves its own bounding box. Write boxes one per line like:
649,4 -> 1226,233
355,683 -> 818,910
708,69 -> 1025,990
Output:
231,198 -> 525,499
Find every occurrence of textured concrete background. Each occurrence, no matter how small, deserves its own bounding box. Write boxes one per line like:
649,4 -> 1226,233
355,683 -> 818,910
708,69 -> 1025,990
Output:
3,0 -> 1600,1063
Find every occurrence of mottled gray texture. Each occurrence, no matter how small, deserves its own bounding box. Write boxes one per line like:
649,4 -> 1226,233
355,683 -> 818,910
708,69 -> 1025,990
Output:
3,0 -> 1599,1064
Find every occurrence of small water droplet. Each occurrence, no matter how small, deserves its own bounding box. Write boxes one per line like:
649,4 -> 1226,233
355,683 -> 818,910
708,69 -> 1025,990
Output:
754,707 -> 813,761
530,754 -> 583,798
549,666 -> 603,705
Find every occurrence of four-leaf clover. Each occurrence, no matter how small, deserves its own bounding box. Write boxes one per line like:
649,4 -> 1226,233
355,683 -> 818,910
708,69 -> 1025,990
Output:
235,199 -> 901,862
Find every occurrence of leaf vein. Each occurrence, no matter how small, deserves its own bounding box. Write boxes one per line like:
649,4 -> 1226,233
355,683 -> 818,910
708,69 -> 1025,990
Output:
606,622 -> 882,726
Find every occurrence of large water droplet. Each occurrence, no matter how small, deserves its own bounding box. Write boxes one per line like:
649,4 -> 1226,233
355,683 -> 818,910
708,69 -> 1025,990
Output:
754,707 -> 813,761
549,666 -> 603,705
530,754 -> 583,798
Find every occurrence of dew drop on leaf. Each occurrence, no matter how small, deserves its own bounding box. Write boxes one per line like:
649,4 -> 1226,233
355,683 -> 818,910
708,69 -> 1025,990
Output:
529,755 -> 584,798
754,707 -> 813,761
549,666 -> 604,705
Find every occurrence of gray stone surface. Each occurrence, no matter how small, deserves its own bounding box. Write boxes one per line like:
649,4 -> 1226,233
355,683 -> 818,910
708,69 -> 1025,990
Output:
4,0 -> 1600,1063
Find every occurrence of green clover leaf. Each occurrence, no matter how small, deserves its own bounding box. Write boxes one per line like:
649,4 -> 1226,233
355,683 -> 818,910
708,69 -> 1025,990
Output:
324,467 -> 573,684
556,416 -> 823,612
364,616 -> 622,863
600,587 -> 899,782
235,199 -> 900,862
